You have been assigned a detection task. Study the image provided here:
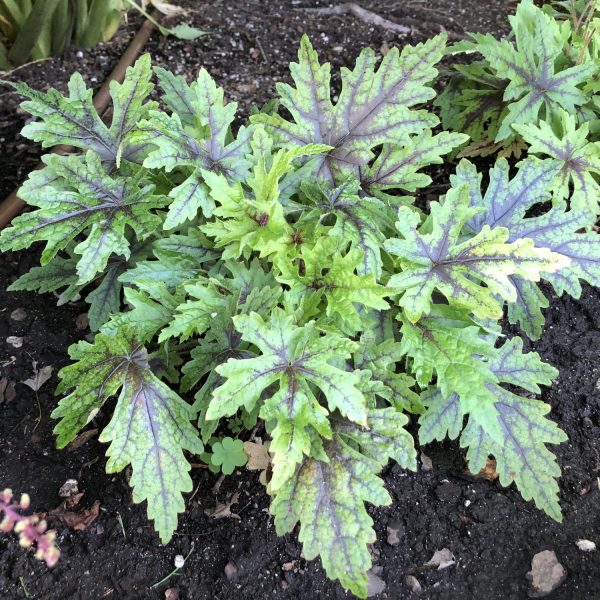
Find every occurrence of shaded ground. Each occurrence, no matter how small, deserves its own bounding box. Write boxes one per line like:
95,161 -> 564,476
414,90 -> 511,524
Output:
1,1 -> 599,599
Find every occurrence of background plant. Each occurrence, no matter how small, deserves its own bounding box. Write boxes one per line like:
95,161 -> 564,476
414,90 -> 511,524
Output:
1,2 -> 599,596
0,0 -> 204,69
436,0 -> 600,172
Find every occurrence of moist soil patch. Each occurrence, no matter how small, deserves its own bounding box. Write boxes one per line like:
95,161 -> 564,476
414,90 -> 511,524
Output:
1,2 -> 599,599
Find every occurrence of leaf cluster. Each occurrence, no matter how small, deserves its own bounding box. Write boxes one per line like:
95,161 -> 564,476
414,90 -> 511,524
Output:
436,0 -> 600,199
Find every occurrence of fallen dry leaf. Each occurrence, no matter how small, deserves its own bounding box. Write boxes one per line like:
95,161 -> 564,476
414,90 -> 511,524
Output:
204,492 -> 240,519
46,494 -> 100,531
22,363 -> 53,391
6,336 -> 23,348
0,378 -> 16,403
366,570 -> 386,597
148,0 -> 186,15
243,441 -> 271,471
68,428 -> 99,450
425,548 -> 456,570
471,457 -> 499,481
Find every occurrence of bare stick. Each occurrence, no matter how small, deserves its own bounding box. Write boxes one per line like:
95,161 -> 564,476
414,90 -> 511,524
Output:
304,3 -> 413,35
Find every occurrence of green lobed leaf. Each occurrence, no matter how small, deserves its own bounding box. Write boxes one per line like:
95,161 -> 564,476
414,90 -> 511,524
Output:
0,152 -> 166,285
254,33 -> 447,184
206,309 -> 370,489
270,409 -> 416,598
514,110 -> 600,217
9,54 -> 156,162
385,185 -> 569,321
455,157 -> 600,338
209,437 -> 248,475
201,142 -> 329,259
275,235 -> 389,334
54,328 -> 202,543
417,334 -> 564,520
462,1 -> 595,141
131,68 -> 255,228
399,306 -> 502,441
354,333 -> 422,414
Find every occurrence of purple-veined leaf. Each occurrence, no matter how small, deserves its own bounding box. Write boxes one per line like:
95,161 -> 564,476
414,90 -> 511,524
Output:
9,54 -> 156,163
0,152 -> 167,285
270,409 -> 415,597
54,328 -> 202,543
131,68 -> 254,228
254,33 -> 447,183
514,110 -> 600,217
359,130 -> 468,199
454,157 -> 600,338
417,334 -> 564,520
385,184 -> 568,321
465,1 -> 595,140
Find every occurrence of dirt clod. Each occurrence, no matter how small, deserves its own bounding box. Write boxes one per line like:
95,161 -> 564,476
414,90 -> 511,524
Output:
405,575 -> 422,594
10,308 -> 27,321
526,550 -> 566,597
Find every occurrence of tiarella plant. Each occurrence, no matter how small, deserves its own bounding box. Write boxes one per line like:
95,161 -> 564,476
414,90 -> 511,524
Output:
436,0 -> 600,167
1,8 -> 599,596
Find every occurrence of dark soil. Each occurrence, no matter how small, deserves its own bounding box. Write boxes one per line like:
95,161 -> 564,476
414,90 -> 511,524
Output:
1,1 -> 599,599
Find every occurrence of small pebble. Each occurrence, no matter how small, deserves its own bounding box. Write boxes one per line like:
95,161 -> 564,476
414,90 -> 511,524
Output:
224,560 -> 238,581
575,539 -> 596,552
6,336 -> 23,348
386,518 -> 404,546
58,479 -> 79,498
174,554 -> 185,569
164,588 -> 179,600
420,452 -> 433,471
10,308 -> 27,321
526,550 -> 566,597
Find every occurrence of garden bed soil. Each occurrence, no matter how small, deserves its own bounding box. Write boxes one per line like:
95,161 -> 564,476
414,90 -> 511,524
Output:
1,1 -> 599,599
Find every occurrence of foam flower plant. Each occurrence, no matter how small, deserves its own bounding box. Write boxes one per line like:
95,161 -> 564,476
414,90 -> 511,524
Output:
436,0 -> 597,157
1,21 -> 598,597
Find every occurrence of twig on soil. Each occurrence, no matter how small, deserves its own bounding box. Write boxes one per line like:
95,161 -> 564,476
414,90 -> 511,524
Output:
255,36 -> 268,62
299,3 -> 414,35
0,58 -> 52,79
212,474 -> 226,494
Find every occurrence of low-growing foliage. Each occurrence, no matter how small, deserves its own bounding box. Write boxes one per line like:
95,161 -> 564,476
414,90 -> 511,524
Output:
436,0 -> 600,172
2,2 -> 599,595
0,0 -> 205,69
